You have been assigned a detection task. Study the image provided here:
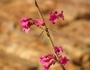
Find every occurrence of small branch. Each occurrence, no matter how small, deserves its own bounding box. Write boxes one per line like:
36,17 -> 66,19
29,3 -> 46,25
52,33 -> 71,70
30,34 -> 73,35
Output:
38,30 -> 44,38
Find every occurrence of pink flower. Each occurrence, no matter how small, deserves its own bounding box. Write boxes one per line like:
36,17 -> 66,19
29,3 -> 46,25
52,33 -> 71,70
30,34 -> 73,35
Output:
40,54 -> 56,70
49,11 -> 59,24
22,26 -> 30,33
21,18 -> 33,33
58,56 -> 70,66
20,18 -> 45,33
40,46 -> 69,70
58,11 -> 64,20
35,19 -> 45,26
54,46 -> 63,55
49,11 -> 64,24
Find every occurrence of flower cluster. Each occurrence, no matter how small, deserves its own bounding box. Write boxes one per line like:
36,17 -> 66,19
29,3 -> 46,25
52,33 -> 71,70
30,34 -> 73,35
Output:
49,11 -> 64,24
20,11 -> 64,33
40,46 -> 69,70
20,18 -> 45,33
20,11 -> 69,70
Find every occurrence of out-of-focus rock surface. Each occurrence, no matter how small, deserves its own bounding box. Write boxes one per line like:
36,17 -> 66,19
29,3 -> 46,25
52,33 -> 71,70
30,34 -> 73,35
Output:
0,0 -> 90,70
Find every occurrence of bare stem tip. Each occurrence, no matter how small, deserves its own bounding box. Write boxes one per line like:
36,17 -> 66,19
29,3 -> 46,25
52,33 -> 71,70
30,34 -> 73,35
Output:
35,0 -> 38,7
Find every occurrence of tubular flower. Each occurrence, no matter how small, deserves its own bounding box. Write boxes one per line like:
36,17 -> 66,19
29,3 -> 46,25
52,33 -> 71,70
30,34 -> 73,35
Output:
49,11 -> 64,24
40,46 -> 70,70
49,11 -> 59,24
58,11 -> 64,20
54,46 -> 63,55
40,54 -> 57,70
35,19 -> 45,26
58,56 -> 70,66
21,18 -> 33,33
21,18 -> 45,33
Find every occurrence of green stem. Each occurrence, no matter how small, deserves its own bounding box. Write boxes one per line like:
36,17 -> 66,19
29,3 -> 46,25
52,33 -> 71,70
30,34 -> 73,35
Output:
35,0 -> 54,48
35,0 -> 66,70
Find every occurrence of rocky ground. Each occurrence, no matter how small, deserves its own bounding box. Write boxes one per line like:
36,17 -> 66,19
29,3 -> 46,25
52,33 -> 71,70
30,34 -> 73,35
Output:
0,0 -> 90,70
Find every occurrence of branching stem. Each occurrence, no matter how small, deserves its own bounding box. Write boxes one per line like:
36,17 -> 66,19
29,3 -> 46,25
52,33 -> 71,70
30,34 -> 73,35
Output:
35,0 -> 66,70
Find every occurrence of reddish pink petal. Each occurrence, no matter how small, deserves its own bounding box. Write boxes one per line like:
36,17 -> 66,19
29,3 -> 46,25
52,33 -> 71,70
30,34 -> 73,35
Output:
59,56 -> 70,66
54,46 -> 63,55
58,11 -> 64,20
49,11 -> 64,24
20,18 -> 33,33
40,54 -> 57,70
35,19 -> 45,26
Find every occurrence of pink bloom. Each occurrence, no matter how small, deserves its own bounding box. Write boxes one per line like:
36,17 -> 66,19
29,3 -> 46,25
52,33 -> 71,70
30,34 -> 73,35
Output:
58,11 -> 64,20
58,56 -> 70,66
49,11 -> 59,24
35,19 -> 45,26
49,11 -> 64,24
54,46 -> 63,55
22,25 -> 30,33
40,54 -> 56,70
40,46 -> 70,70
21,18 -> 33,33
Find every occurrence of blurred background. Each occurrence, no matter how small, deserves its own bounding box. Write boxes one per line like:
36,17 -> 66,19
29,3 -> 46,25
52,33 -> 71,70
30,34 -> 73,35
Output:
0,0 -> 90,70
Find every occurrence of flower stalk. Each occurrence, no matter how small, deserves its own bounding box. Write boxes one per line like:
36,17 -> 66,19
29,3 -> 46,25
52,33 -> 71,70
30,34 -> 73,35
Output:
20,0 -> 69,70
34,0 -> 66,70
35,0 -> 54,48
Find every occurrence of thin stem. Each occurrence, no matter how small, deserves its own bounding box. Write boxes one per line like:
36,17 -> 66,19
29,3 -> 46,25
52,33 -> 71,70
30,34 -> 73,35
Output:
35,0 -> 45,22
45,28 -> 54,48
38,30 -> 44,38
35,0 -> 54,48
35,0 -> 66,70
